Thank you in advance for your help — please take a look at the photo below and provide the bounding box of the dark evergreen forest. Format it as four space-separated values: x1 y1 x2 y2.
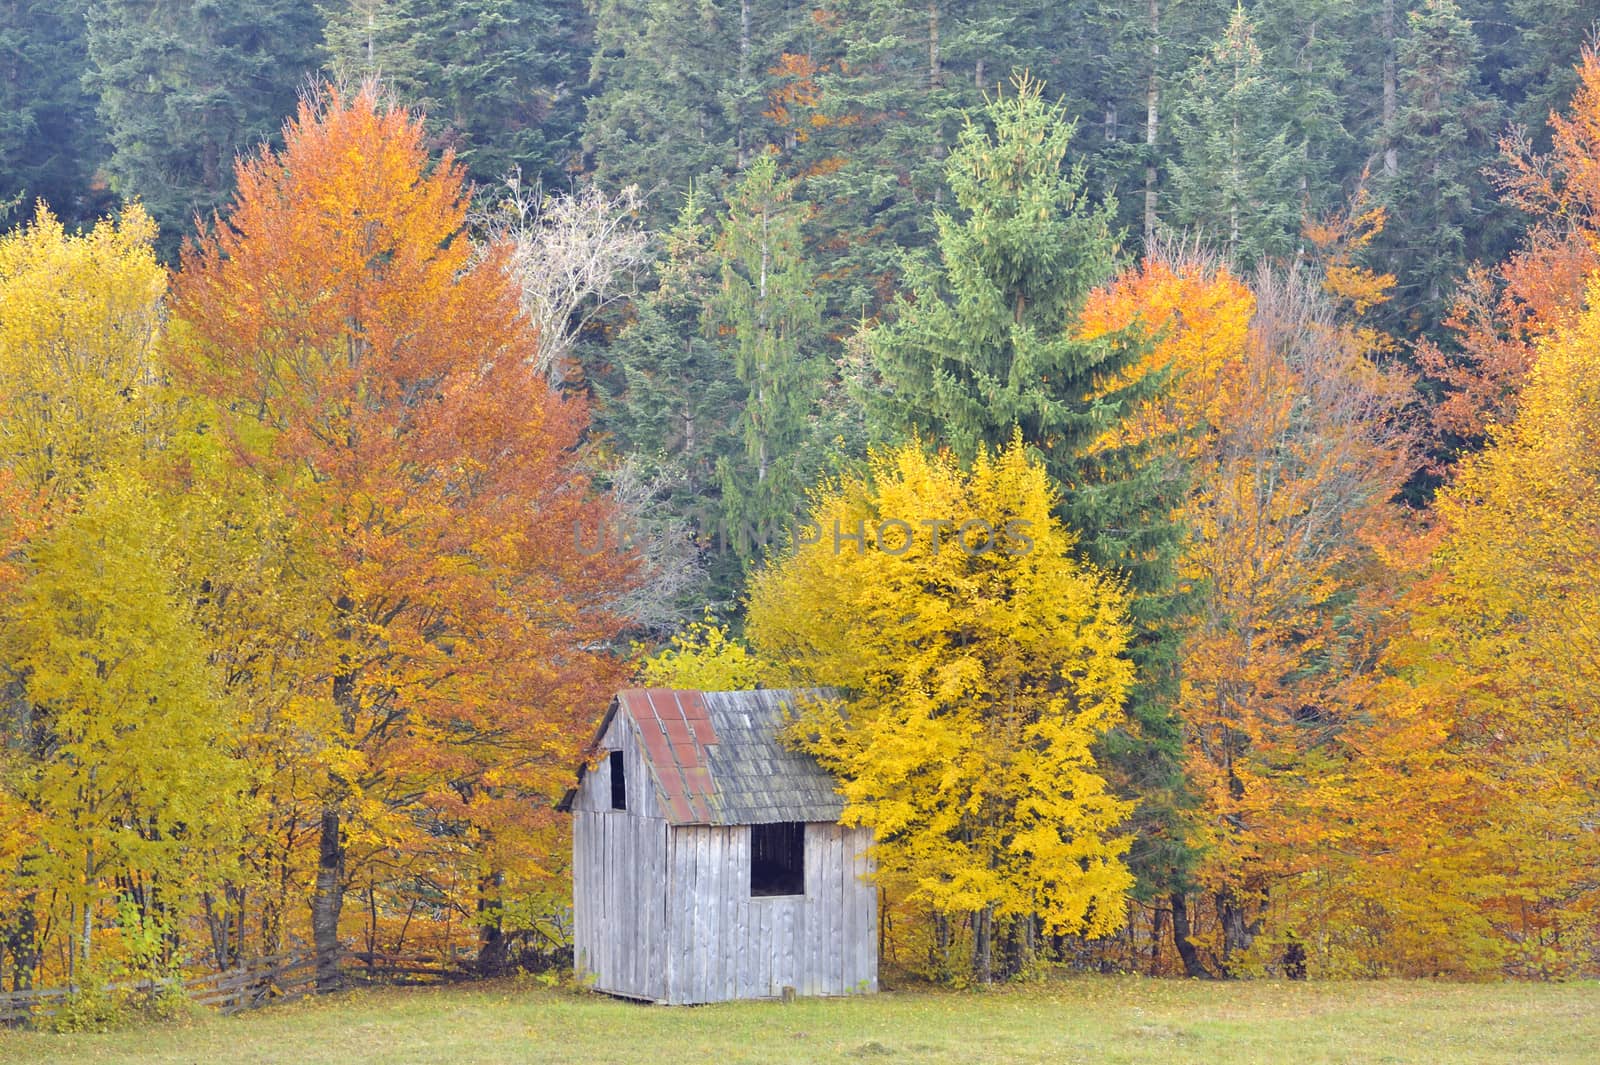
5 1 1588 328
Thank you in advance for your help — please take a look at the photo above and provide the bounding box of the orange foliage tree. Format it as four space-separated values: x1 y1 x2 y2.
1322 276 1600 979
171 84 636 981
1418 49 1600 450
1081 252 1416 975
0 468 40 954
1303 187 1399 355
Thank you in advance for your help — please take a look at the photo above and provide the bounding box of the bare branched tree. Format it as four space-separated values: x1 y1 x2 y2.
475 170 649 384
598 454 706 637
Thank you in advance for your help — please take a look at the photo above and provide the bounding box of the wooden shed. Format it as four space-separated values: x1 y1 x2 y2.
556 688 878 1004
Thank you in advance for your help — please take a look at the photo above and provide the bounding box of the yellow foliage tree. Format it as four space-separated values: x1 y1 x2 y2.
748 438 1135 984
3 471 241 982
0 206 167 497
1330 276 1600 977
0 204 238 988
158 451 332 966
637 617 768 691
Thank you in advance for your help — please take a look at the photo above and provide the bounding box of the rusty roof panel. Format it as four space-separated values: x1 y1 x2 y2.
686 714 717 746
616 688 722 825
662 715 693 745
580 687 843 827
639 723 673 766
664 790 694 824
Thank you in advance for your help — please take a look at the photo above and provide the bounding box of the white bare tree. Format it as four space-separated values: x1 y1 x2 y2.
477 175 702 631
475 169 649 384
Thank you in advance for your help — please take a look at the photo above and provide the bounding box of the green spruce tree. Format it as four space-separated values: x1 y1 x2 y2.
1081 0 1230 243
706 155 824 571
321 0 592 189
583 0 750 216
600 186 747 606
1253 0 1364 228
869 73 1136 470
1169 7 1303 266
1375 0 1502 329
795 1 1021 315
83 0 323 252
867 76 1195 941
1501 0 1592 144
0 0 111 226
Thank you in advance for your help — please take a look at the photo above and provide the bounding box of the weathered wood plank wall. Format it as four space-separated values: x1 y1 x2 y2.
571 712 667 1001
658 821 875 1004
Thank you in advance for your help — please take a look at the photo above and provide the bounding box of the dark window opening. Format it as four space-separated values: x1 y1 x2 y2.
750 822 805 897
609 750 626 810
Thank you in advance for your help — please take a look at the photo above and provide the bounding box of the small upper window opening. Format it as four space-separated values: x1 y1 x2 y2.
609 750 626 810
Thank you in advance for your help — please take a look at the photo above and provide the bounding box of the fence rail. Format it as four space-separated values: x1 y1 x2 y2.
0 948 471 1026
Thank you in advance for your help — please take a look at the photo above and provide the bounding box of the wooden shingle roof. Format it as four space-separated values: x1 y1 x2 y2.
559 688 845 826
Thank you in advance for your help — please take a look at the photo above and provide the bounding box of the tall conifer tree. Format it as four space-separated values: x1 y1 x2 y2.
321 0 591 189
583 0 746 213
601 186 747 606
706 156 823 569
1375 0 1501 327
1502 0 1593 141
795 1 1020 316
0 0 110 226
1169 7 1303 266
868 76 1194 930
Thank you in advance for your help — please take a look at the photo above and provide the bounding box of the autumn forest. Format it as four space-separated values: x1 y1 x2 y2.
0 0 1598 1001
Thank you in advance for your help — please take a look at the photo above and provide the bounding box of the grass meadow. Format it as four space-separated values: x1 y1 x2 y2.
2 975 1596 1064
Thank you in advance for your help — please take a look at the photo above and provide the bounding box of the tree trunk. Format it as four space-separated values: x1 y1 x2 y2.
737 0 752 168
1000 914 1034 980
2 900 40 991
1215 888 1256 973
1149 903 1167 975
973 905 994 984
1381 0 1398 177
1229 110 1241 253
1144 0 1161 241
264 848 287 957
1169 891 1207 977
232 885 248 968
1282 934 1308 979
202 890 228 971
477 869 509 976
80 843 94 970
928 3 941 89
312 808 345 992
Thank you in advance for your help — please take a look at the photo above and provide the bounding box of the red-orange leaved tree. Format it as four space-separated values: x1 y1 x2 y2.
173 84 635 981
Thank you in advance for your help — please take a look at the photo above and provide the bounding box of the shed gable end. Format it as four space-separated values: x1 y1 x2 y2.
569 708 660 819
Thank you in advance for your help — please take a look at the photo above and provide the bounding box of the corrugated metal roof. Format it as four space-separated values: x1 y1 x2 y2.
624 688 720 823
559 688 845 826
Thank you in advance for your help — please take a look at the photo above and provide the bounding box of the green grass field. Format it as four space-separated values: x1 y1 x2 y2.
3 976 1596 1065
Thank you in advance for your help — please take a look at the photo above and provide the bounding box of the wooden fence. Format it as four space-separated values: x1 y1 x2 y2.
0 948 470 1027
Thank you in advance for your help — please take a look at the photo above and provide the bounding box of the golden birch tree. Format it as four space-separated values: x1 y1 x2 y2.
748 438 1135 984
